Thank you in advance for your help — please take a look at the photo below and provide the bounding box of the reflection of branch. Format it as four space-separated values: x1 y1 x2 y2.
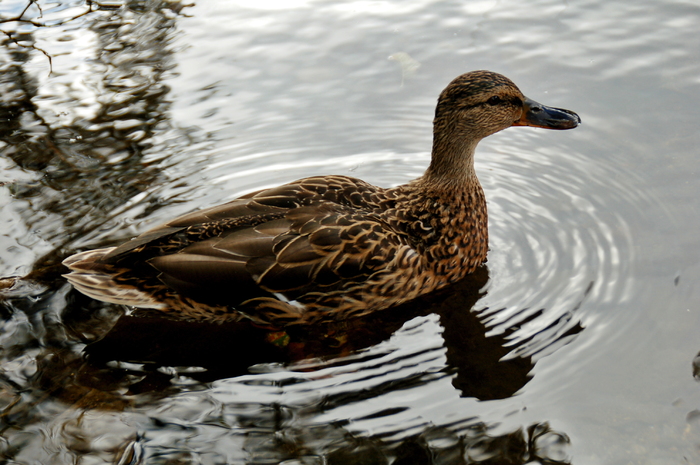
21 0 42 22
0 0 42 27
0 0 98 27
2 31 52 73
0 0 103 74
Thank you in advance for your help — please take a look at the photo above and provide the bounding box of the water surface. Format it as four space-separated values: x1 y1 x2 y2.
1 0 699 463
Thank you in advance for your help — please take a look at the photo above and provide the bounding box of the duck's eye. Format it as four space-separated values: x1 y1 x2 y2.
487 95 503 106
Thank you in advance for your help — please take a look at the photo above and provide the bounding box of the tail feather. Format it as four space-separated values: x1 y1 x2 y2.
62 248 113 270
63 248 166 309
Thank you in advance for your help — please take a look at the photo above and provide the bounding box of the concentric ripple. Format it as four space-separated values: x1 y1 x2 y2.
477 132 641 362
91 132 647 461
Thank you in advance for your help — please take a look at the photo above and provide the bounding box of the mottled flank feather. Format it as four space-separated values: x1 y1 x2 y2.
63 70 579 327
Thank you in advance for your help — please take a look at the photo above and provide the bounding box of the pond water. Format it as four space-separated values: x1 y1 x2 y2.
1 0 699 463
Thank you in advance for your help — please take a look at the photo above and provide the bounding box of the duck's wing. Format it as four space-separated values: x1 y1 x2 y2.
144 204 408 306
101 175 385 261
91 178 413 314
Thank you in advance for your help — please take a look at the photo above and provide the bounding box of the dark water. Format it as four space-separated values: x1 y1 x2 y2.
1 0 699 463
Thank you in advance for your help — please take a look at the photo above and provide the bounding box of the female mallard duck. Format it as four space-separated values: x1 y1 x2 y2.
64 70 580 326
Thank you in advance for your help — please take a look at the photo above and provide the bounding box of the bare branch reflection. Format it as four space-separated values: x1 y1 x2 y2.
1 0 197 283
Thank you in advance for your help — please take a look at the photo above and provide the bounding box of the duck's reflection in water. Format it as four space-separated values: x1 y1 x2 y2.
75 265 583 399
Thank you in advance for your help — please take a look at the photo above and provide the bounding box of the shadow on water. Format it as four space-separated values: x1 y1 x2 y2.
79 268 512 394
70 266 554 402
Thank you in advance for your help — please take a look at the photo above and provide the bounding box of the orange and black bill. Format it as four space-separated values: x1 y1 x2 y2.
513 97 581 130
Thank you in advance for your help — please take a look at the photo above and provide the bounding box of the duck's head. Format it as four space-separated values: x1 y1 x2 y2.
426 70 580 183
434 70 580 142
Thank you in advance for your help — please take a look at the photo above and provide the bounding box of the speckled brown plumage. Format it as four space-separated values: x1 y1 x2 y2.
63 70 580 326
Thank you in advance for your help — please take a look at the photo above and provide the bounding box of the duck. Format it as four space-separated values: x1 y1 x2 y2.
63 70 580 327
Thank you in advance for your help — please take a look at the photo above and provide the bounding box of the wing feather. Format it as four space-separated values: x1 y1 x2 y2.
66 176 417 321
148 254 249 285
276 235 324 264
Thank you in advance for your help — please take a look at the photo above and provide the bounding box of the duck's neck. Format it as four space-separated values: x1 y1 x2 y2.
420 131 481 191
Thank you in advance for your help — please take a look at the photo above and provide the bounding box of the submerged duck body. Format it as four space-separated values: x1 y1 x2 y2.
64 71 580 326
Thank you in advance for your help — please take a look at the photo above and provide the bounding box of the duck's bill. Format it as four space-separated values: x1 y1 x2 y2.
513 97 581 130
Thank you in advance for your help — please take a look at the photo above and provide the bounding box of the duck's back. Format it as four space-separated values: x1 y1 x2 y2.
64 175 441 325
